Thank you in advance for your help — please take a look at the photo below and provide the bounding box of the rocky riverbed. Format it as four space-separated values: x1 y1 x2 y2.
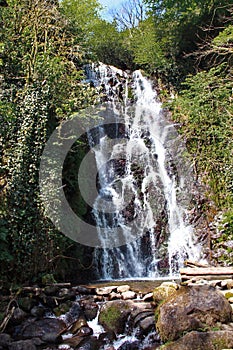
0 278 233 350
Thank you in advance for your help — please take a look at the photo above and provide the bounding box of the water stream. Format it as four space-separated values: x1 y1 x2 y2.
86 63 202 280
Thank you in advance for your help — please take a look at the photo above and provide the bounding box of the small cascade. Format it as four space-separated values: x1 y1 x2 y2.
85 63 202 280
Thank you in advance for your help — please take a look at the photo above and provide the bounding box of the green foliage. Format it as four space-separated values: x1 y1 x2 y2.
170 63 233 207
0 0 99 283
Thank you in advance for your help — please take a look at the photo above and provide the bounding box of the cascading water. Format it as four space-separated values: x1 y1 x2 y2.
85 63 202 280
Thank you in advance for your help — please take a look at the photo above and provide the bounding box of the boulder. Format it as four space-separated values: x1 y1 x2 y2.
121 291 136 300
80 300 98 320
30 305 45 318
143 293 153 302
15 318 66 339
98 300 134 334
157 285 232 342
0 333 12 347
96 286 118 296
18 297 37 313
153 282 178 304
74 336 101 349
70 316 88 334
41 332 62 344
161 330 233 350
8 340 37 350
10 308 28 325
117 285 130 293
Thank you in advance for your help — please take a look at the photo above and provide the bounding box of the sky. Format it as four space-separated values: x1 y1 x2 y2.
98 0 123 20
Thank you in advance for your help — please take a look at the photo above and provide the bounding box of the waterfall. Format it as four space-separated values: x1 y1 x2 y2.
85 63 202 280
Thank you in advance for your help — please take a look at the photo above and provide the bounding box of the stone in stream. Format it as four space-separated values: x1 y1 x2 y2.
96 286 118 296
8 339 37 350
121 291 136 300
9 308 28 325
44 285 60 296
18 297 37 313
98 300 134 334
70 316 88 334
74 335 101 349
156 285 232 342
30 305 45 318
117 285 130 293
14 317 66 340
143 292 153 301
0 333 12 347
75 326 93 337
109 292 122 300
80 300 98 320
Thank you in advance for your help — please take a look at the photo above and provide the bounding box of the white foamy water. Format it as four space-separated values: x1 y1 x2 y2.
86 64 203 279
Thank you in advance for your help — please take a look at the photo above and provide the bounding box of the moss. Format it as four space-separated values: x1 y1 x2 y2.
99 305 122 330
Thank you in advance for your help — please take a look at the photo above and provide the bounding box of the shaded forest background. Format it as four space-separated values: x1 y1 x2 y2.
0 0 232 285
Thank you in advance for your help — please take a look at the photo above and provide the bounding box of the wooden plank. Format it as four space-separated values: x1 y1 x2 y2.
180 267 233 276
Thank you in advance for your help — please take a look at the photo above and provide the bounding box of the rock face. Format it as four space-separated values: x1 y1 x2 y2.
156 285 232 342
161 330 233 350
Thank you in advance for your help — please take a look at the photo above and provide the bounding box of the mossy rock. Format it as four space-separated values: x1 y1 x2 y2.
153 282 178 304
160 330 233 350
156 285 232 342
98 300 134 334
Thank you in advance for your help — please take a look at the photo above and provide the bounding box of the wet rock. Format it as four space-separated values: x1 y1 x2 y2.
44 285 60 296
18 297 37 312
99 300 134 334
153 282 178 304
132 310 155 328
143 292 153 301
157 285 232 342
161 330 233 350
30 305 45 318
99 331 116 343
74 286 94 295
8 340 37 350
71 316 88 334
118 340 141 349
16 318 66 339
75 336 101 349
66 302 83 323
138 316 155 334
63 335 83 348
41 332 62 344
81 300 98 320
75 326 93 337
10 308 28 325
96 286 118 296
121 291 136 300
54 301 73 317
109 292 122 300
57 288 76 302
117 285 130 293
0 333 12 347
39 294 57 309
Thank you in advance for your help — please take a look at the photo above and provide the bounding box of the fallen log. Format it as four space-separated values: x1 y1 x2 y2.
184 260 209 268
180 267 233 275
180 267 233 282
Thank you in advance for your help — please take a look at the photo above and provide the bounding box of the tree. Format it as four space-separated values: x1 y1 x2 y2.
110 0 147 31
